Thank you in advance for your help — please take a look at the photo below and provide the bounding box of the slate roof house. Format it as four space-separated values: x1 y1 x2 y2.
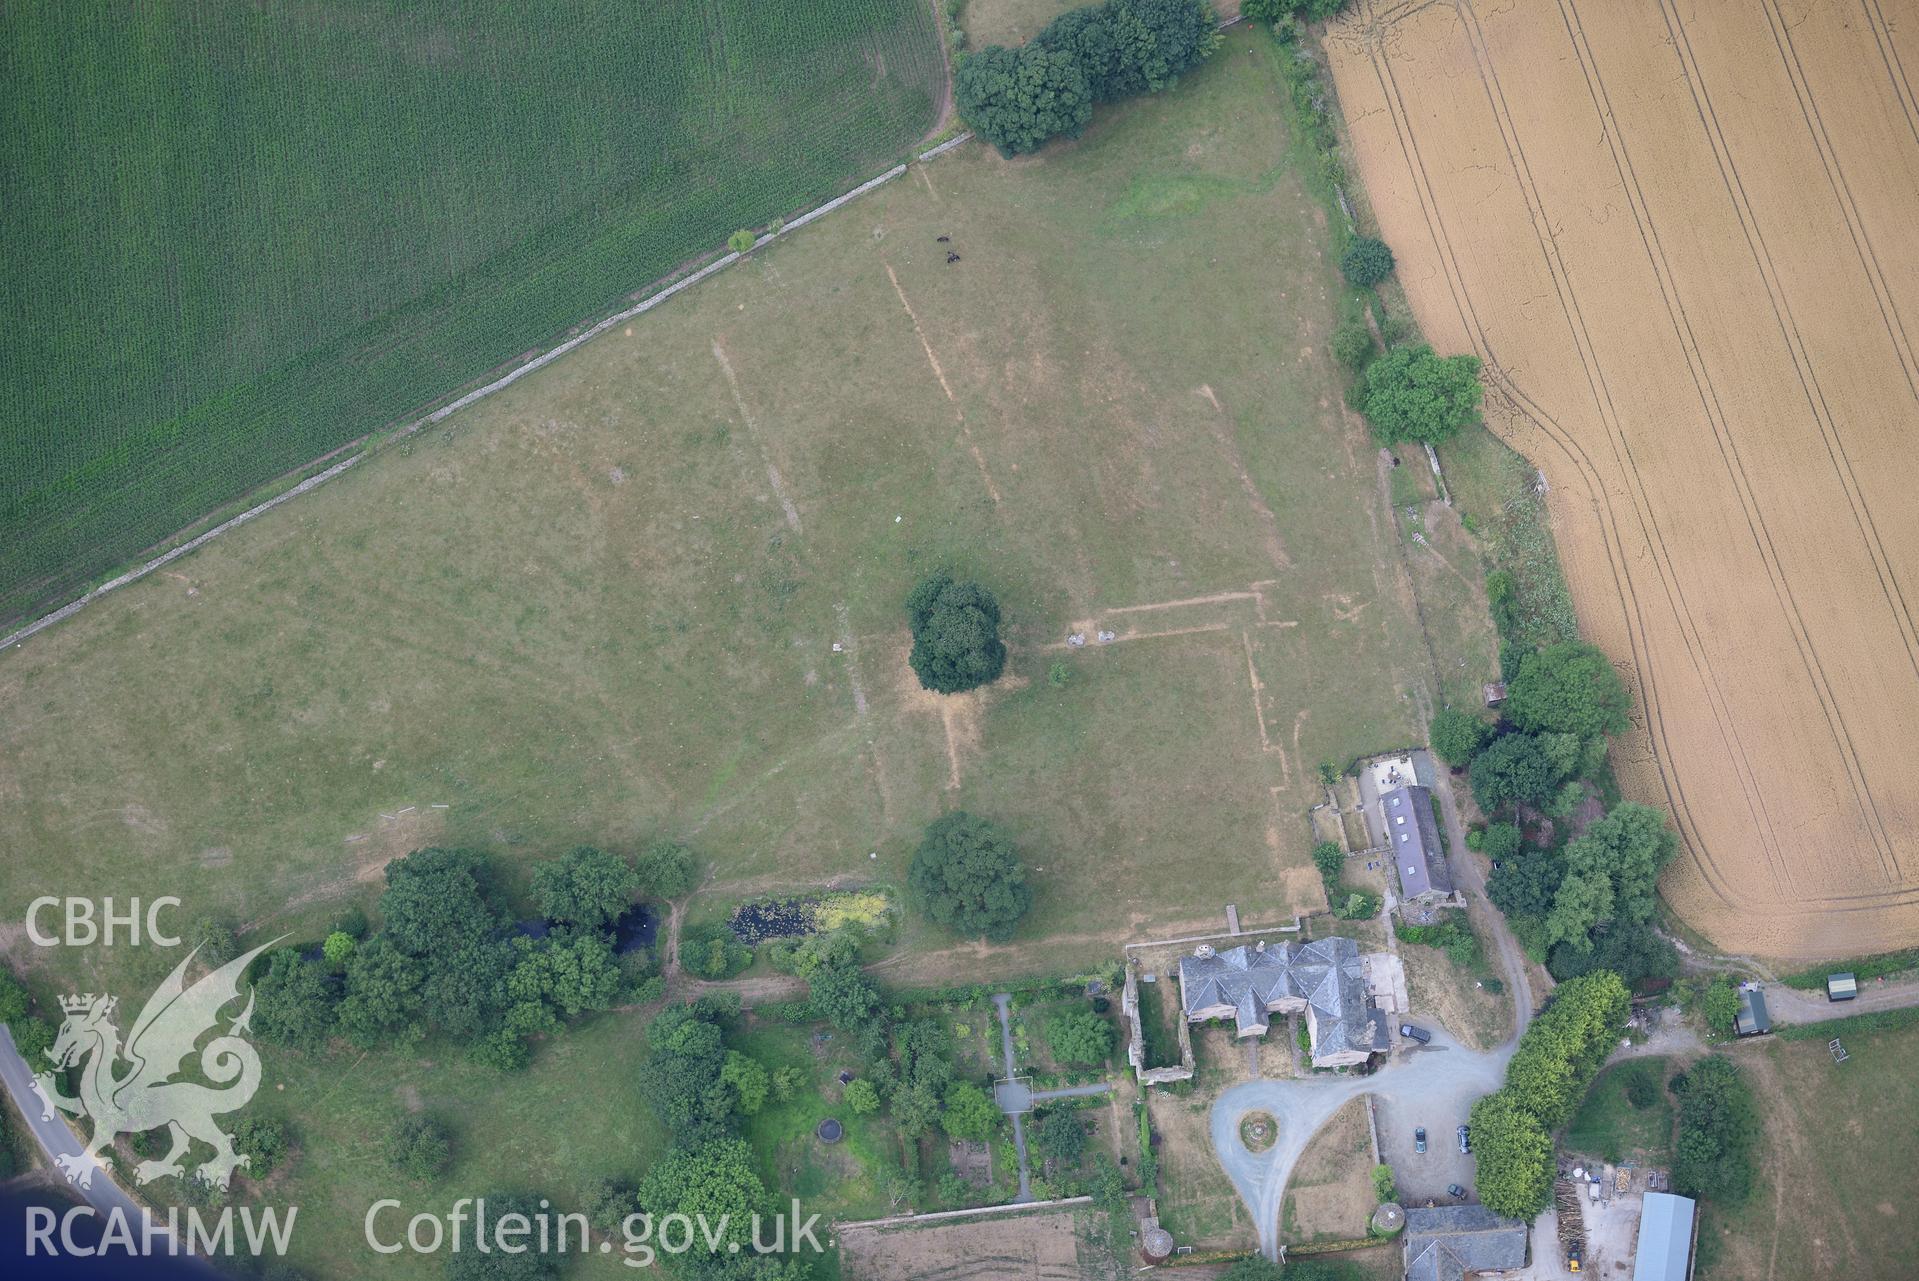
1401 1204 1528 1281
1177 936 1388 1068
1382 784 1454 904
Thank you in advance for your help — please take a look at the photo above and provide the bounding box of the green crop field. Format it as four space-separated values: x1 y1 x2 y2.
0 0 944 626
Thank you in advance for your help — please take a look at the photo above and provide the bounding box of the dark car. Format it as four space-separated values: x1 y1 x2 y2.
1414 1127 1427 1154
1458 1124 1471 1154
1399 1023 1432 1044
1447 1184 1467 1199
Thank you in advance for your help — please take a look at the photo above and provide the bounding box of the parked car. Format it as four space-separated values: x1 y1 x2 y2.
1415 1127 1427 1153
1458 1124 1471 1154
1400 1023 1432 1044
1447 1184 1467 1199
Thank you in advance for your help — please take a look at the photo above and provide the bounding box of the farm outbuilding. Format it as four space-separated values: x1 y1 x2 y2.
1735 986 1772 1037
1402 1204 1527 1280
1827 972 1857 1001
1630 1192 1696 1281
1382 784 1455 905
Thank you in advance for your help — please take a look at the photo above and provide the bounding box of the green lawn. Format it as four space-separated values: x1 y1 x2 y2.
1563 1057 1673 1166
1697 1024 1919 1281
247 1013 663 1281
1 27 1476 1276
0 0 945 624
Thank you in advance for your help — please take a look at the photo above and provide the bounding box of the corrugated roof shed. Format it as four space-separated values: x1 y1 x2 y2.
1828 973 1857 1000
1631 1192 1696 1281
1735 986 1772 1036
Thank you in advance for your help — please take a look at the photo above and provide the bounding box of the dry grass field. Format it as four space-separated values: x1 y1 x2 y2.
1327 0 1919 958
837 1206 1092 1281
1 31 1436 1011
1698 1024 1919 1281
1280 1096 1375 1246
0 33 1460 1277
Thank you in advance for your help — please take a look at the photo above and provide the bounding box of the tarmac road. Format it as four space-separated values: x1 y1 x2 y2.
0 1024 160 1234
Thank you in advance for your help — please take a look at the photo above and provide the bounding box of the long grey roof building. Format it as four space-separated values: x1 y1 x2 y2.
1383 784 1454 902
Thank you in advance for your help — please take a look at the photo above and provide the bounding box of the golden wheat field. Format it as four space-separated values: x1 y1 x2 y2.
1327 0 1919 958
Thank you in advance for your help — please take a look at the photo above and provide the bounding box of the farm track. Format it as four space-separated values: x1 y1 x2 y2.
1328 0 1919 955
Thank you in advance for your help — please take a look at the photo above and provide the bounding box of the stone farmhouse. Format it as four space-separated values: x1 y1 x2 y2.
1177 936 1388 1068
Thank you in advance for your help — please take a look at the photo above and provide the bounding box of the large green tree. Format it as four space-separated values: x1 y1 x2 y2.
1340 236 1395 287
334 936 426 1048
1358 344 1483 445
636 839 700 899
805 955 883 1030
252 949 337 1049
446 1191 564 1281
643 1003 734 1142
1543 803 1678 954
1430 707 1492 766
1468 1090 1554 1219
905 572 1008 695
1044 1009 1114 1064
1672 1056 1759 1203
1549 921 1676 986
530 845 638 929
637 1138 768 1254
1469 733 1568 812
1504 642 1631 739
380 847 499 956
1130 0 1220 81
1035 3 1157 101
954 44 1093 157
908 812 1034 941
1030 1107 1087 1168
941 1082 1000 1142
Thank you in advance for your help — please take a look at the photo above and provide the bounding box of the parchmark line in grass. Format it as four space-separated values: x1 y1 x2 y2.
712 340 802 533
833 603 869 716
940 701 964 791
1037 622 1238 651
1242 628 1278 757
881 261 1002 505
1104 590 1259 615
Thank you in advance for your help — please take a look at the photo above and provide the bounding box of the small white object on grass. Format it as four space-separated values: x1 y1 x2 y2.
832 642 843 653
869 852 878 860
894 515 902 523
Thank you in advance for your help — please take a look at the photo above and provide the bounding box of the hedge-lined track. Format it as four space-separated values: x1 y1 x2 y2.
0 0 943 623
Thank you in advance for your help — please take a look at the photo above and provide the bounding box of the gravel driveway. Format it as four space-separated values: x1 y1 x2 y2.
1209 1024 1510 1258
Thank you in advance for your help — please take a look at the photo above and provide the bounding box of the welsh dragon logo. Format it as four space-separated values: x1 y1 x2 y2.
32 940 279 1190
